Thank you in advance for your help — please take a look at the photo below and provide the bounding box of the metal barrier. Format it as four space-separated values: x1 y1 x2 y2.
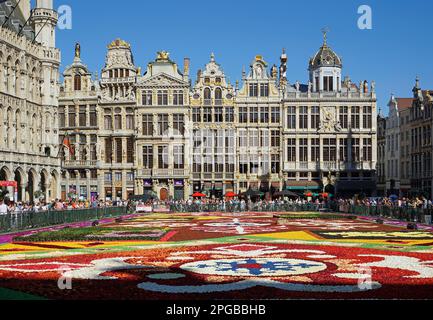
340 205 431 223
0 206 127 234
168 203 323 213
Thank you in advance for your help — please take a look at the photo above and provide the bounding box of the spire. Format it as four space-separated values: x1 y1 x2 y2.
321 27 329 46
210 52 215 63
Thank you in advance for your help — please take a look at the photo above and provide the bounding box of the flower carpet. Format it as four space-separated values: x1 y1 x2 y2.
1 211 433 300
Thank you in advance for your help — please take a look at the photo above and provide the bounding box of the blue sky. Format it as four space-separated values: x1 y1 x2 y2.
53 0 433 114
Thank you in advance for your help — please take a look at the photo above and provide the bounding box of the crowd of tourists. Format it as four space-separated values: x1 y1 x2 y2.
0 198 128 215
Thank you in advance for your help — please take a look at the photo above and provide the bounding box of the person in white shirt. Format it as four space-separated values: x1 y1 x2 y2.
0 201 8 215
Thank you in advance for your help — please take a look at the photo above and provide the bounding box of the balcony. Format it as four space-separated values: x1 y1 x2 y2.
138 169 190 178
63 160 98 168
100 77 136 84
204 99 212 106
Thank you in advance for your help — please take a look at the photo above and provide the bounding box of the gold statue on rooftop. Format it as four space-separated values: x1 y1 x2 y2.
156 51 170 61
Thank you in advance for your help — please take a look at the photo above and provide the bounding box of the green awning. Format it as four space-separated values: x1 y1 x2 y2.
286 186 321 191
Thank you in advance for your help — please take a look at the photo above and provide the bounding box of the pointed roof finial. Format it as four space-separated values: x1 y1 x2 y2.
415 75 420 89
321 27 329 46
210 52 215 62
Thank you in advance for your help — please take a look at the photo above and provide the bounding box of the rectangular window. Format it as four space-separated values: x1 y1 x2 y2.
323 76 334 92
351 106 360 129
287 106 296 129
287 138 296 162
363 106 372 129
142 91 153 106
271 107 280 123
115 138 122 163
260 106 269 123
363 138 372 161
250 107 259 123
226 155 235 173
193 108 201 122
59 106 65 127
261 130 269 148
68 106 76 127
104 115 112 130
215 107 223 122
249 130 259 147
173 114 185 135
142 146 153 169
311 106 320 129
157 90 168 105
126 114 134 130
239 155 248 174
142 115 153 136
339 106 348 129
271 130 280 148
225 107 234 122
239 130 247 147
89 106 97 126
323 138 337 162
351 138 360 161
271 154 280 174
105 138 112 163
173 90 184 106
299 138 308 162
260 84 269 97
79 106 86 127
239 107 248 123
249 83 258 97
158 114 169 135
158 146 169 169
250 154 259 174
126 137 134 163
299 106 308 129
203 107 212 123
173 145 184 169
114 114 122 130
339 138 348 162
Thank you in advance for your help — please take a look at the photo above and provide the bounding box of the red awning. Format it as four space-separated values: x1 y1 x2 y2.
225 192 238 198
192 192 207 198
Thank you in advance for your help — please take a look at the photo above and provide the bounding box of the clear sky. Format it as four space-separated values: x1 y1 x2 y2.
53 0 433 114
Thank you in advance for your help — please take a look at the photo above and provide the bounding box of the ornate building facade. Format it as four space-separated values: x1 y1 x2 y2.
0 0 61 202
236 55 283 195
191 54 236 197
58 35 378 201
135 51 191 201
282 38 377 196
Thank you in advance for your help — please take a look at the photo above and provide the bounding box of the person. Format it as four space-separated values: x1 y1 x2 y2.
0 200 8 215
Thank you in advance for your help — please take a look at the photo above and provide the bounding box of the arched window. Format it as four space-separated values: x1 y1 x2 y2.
74 74 81 91
215 88 222 105
204 88 211 105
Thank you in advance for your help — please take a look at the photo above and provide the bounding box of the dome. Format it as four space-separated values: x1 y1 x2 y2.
309 41 342 70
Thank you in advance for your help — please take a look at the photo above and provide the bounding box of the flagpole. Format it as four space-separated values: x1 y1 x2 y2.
1 0 23 28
